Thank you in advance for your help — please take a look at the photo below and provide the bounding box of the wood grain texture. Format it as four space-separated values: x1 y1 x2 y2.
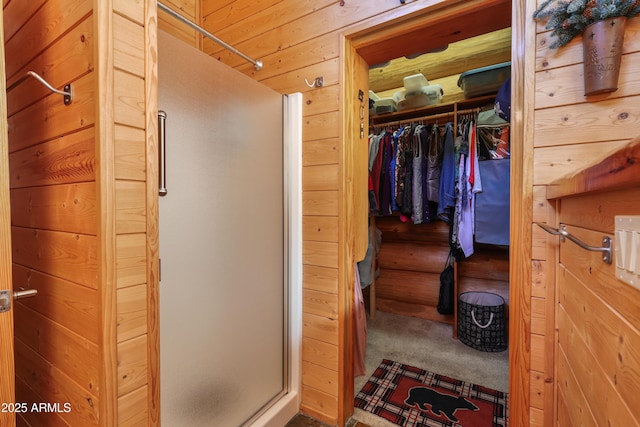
302 312 339 345
114 70 145 129
115 181 146 234
96 1 118 425
13 265 99 344
559 187 640 233
144 0 160 423
4 0 92 79
303 191 339 217
303 289 339 319
533 140 629 186
114 125 146 181
14 303 99 393
559 267 640 420
303 86 340 118
114 0 144 24
303 164 340 191
534 96 640 148
117 335 148 396
303 265 339 294
375 298 454 325
378 242 449 273
116 284 147 343
302 337 339 371
300 384 338 426
0 7 15 424
114 13 145 77
11 227 98 288
116 234 147 289
303 241 339 269
14 338 98 426
560 225 640 329
302 360 339 396
10 183 97 235
117 386 148 426
303 137 339 167
369 28 512 93
9 127 96 187
376 269 441 306
546 137 640 200
6 16 93 117
7 73 96 153
557 305 638 426
509 0 534 424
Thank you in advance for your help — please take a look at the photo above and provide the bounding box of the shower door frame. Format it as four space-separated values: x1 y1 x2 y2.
147 31 302 427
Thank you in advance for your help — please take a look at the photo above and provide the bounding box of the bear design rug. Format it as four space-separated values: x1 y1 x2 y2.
355 359 508 427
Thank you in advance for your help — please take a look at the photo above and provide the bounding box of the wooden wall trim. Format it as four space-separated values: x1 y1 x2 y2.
546 137 640 200
96 0 118 425
0 6 16 426
508 0 535 425
144 0 160 424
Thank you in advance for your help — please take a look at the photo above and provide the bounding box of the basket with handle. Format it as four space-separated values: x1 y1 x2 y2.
458 291 507 352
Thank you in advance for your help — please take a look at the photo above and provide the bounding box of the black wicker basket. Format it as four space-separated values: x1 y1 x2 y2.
458 291 507 352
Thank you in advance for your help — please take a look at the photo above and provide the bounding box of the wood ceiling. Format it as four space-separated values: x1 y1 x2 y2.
361 0 512 96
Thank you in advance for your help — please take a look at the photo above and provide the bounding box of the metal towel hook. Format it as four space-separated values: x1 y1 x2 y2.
8 71 73 105
535 222 612 264
304 76 324 88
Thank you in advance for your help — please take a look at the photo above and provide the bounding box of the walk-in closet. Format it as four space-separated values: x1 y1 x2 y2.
352 3 512 425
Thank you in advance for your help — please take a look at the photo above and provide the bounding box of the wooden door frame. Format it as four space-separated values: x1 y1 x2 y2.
338 0 533 424
0 6 16 426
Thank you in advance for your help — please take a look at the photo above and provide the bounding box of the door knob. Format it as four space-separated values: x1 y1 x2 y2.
0 288 38 313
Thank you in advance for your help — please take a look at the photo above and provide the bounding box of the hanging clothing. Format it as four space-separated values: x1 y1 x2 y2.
353 263 367 377
378 133 393 215
438 123 456 222
370 133 386 212
412 125 425 224
401 125 414 217
458 122 482 258
426 124 442 204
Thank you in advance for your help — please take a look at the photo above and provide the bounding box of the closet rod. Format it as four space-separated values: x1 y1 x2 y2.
157 2 263 71
374 107 480 129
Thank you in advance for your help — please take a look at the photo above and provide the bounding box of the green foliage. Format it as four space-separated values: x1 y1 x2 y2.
534 0 640 48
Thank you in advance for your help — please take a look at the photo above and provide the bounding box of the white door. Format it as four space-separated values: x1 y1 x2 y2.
158 31 291 426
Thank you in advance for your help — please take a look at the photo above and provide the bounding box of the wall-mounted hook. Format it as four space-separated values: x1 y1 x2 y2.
305 76 324 88
8 71 73 105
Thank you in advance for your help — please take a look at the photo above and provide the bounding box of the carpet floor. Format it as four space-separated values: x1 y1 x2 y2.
350 311 509 427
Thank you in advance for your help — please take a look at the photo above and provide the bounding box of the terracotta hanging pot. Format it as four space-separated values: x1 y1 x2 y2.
582 17 627 96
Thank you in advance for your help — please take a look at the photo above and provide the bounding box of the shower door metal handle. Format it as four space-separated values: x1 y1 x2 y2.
158 110 168 196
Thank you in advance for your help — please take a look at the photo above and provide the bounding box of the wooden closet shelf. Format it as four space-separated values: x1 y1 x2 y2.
369 94 496 126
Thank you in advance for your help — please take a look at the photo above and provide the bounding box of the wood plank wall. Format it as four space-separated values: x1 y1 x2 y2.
158 0 201 48
5 1 101 424
373 218 454 323
112 0 155 424
196 1 507 424
198 2 457 424
532 10 640 427
4 0 157 425
555 188 640 427
197 1 516 424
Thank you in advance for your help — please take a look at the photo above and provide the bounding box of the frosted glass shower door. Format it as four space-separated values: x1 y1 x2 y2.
158 31 286 426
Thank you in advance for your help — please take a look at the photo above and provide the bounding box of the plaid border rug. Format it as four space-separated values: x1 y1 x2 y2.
355 359 508 427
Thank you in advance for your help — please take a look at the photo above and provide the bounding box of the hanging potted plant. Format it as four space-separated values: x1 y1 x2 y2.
534 0 640 95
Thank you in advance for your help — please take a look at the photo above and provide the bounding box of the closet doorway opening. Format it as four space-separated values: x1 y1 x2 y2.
341 0 526 424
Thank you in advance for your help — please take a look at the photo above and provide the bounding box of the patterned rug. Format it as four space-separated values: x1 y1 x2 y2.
355 359 508 427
